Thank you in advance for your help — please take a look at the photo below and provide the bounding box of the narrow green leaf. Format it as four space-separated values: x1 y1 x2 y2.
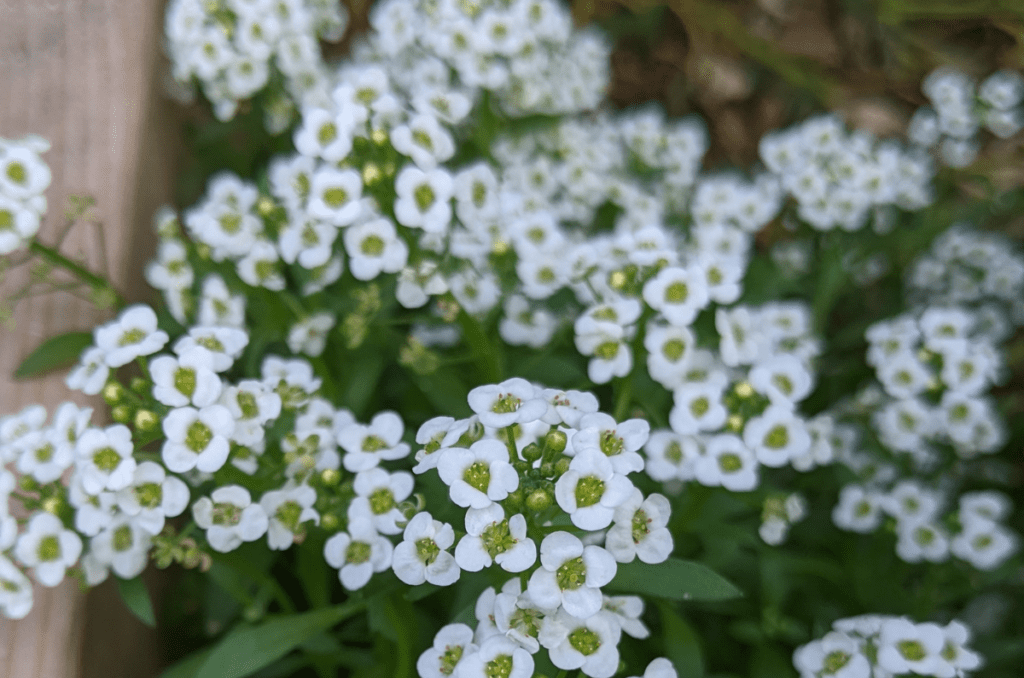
194 603 363 678
14 331 92 379
116 576 156 627
608 558 742 602
161 648 212 678
658 602 704 678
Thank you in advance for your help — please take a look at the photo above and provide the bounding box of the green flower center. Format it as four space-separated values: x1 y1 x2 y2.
136 482 163 509
941 642 958 662
361 235 385 256
37 535 61 562
237 391 259 420
174 367 197 398
34 444 54 463
665 441 683 463
595 341 620 360
509 607 543 639
93 446 122 472
568 627 601 656
301 224 320 247
472 181 487 207
323 187 348 208
219 213 241 234
823 650 851 674
718 453 742 473
113 525 134 552
575 476 605 508
690 397 710 417
772 374 794 395
484 654 513 678
254 260 276 281
538 267 555 283
412 130 434 151
556 556 587 591
491 393 521 414
369 488 395 515
0 209 13 230
914 526 935 546
463 461 491 494
416 537 440 565
362 435 388 452
212 501 243 526
414 184 436 211
439 645 464 675
631 508 651 543
346 540 372 564
275 500 303 532
662 339 686 362
599 430 623 457
482 519 518 558
186 421 214 453
949 404 969 421
293 173 310 198
854 501 872 517
764 425 789 449
1 578 21 593
591 307 618 321
356 87 377 104
119 328 146 346
665 281 689 303
6 161 27 185
318 122 337 145
898 640 926 662
973 534 993 550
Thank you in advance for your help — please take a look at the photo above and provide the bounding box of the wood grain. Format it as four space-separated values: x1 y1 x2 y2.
0 1 179 676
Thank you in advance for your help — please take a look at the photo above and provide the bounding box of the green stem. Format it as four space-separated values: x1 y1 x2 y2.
28 240 125 308
612 374 633 421
504 425 519 463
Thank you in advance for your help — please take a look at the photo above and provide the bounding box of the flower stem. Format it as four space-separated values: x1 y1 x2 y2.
28 240 125 309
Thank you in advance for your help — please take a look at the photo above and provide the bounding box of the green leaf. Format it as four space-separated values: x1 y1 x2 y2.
193 603 363 678
14 331 92 378
658 602 704 678
607 558 742 602
116 576 156 627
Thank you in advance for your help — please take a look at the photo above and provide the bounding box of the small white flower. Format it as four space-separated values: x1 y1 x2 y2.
877 618 946 676
437 439 519 509
643 266 709 327
555 449 635 531
393 165 453 233
749 355 814 406
392 511 460 586
540 389 600 429
173 326 249 372
792 631 870 678
669 382 727 435
604 489 673 564
460 635 534 678
391 113 455 169
75 424 136 495
150 347 223 407
416 623 477 678
287 312 336 357
338 410 411 472
115 461 190 535
454 503 536 573
527 532 617 619
66 347 110 395
93 305 169 368
938 620 982 674
15 429 73 484
694 434 758 491
643 430 699 482
161 405 235 474
413 416 476 474
294 107 355 162
832 485 884 533
192 485 269 553
0 555 33 619
347 467 414 535
198 275 246 327
307 166 363 226
895 519 950 563
468 378 547 429
546 609 622 678
571 413 648 475
950 517 1017 570
89 515 152 579
323 523 393 590
260 485 319 550
343 217 409 280
743 406 811 468
14 512 82 587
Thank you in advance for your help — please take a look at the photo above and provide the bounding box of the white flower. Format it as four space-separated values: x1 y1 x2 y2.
500 296 558 349
627 658 677 678
416 623 477 678
571 413 648 474
468 378 547 429
393 165 453 232
347 467 414 535
15 429 73 484
877 618 946 676
642 266 709 327
643 430 699 482
792 631 870 678
343 217 409 280
338 410 411 472
66 346 110 395
0 143 51 199
540 389 600 429
89 516 152 579
832 485 884 533
413 416 476 474
161 405 235 474
198 275 246 327
450 268 501 316
604 489 673 564
294 107 355 162
950 518 1017 570
938 621 982 674
644 323 696 389
93 305 169 367
115 461 190 535
150 346 223 407
545 609 622 678
391 113 455 169
876 350 933 400
693 434 758 491
743 406 811 468
392 512 459 586
555 449 634 531
260 485 319 550
307 166 363 226
0 555 33 619
0 195 41 254
75 424 137 495
749 355 814 406
574 318 632 384
396 260 448 308
287 312 336 357
895 520 949 564
669 382 727 435
262 355 322 408
437 439 520 509
527 532 617 619
460 635 534 678
14 512 82 587
192 485 269 553
454 503 536 573
323 523 393 590
173 326 249 372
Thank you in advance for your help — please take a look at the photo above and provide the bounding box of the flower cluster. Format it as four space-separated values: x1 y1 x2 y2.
0 135 51 256
793 615 982 678
908 67 1024 168
165 0 348 127
759 114 934 232
758 492 806 545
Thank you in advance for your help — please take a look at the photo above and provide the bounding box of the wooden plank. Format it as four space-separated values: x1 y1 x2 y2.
0 1 179 676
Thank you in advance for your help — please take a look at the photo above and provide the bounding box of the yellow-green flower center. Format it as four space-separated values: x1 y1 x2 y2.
556 556 586 591
764 425 789 449
631 508 650 543
662 339 686 362
484 654 513 678
174 367 197 398
416 537 440 565
665 281 689 303
6 161 27 185
346 540 372 564
897 640 926 662
37 535 61 562
136 482 163 509
113 525 134 552
323 187 349 208
369 487 395 515
575 475 605 508
318 122 337 145
414 184 436 211
718 452 742 473
186 421 214 453
119 328 146 347
93 446 122 472
568 627 601 656
463 461 491 494
361 234 385 256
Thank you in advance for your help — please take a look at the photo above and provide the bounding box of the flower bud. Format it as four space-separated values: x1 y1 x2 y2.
554 456 571 476
526 488 553 512
320 513 340 532
320 469 341 486
130 376 150 393
135 409 159 432
504 488 525 513
112 405 133 424
103 381 126 405
544 430 567 454
521 442 543 463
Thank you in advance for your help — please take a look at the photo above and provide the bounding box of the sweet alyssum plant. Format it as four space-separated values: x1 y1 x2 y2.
2 0 1022 676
